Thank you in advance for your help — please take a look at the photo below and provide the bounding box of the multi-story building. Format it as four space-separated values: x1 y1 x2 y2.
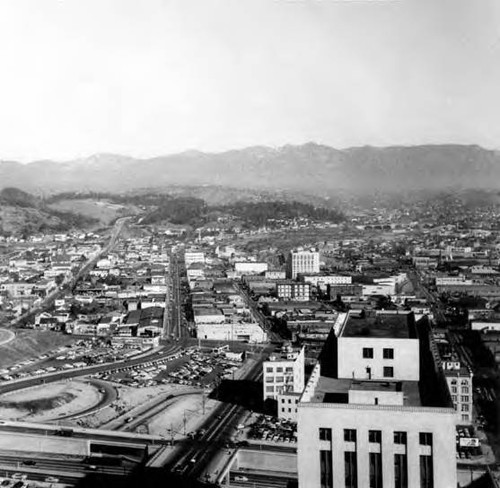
276 281 311 302
184 251 205 267
288 249 320 280
435 332 474 424
263 343 305 402
297 311 457 488
301 274 352 290
444 365 473 424
234 261 268 275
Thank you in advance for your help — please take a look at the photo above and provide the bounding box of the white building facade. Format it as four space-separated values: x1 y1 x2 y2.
289 250 320 280
263 344 305 402
297 311 457 488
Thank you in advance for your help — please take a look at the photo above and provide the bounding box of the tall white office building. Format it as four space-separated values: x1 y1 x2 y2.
297 311 457 488
289 249 320 280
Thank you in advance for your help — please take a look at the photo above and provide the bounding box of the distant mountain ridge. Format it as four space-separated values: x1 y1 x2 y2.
1 143 499 194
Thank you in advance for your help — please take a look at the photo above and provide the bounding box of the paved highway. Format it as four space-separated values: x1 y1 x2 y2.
0 451 139 482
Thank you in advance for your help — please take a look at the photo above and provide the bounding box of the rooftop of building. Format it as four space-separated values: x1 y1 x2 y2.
302 317 453 409
308 377 421 406
265 343 303 362
340 311 417 340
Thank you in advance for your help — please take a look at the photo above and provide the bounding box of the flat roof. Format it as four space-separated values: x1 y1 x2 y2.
308 377 421 406
341 312 417 339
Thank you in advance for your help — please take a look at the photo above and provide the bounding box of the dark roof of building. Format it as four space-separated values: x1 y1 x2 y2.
341 311 417 339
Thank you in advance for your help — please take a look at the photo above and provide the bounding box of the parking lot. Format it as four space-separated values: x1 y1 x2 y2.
247 414 297 444
456 425 481 460
0 340 143 383
94 349 244 391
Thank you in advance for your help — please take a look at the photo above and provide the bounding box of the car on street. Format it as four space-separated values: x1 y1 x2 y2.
10 475 26 481
234 476 249 482
45 477 59 483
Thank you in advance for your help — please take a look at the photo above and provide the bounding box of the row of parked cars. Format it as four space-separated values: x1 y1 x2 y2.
0 341 143 383
247 414 297 444
0 474 60 488
94 349 243 390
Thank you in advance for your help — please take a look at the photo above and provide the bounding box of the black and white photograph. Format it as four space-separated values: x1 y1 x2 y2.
0 0 499 487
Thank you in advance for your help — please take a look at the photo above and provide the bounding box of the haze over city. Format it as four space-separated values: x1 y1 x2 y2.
0 0 499 162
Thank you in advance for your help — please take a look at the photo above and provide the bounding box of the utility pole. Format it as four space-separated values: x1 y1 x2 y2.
183 411 187 435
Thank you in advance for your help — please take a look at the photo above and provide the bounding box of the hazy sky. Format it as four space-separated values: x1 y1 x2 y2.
0 0 499 161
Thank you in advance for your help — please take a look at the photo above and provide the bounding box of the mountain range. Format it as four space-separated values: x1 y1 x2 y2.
1 143 500 195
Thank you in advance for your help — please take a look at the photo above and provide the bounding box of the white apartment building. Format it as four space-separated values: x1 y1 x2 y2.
297 311 457 488
301 274 352 291
276 281 311 302
263 344 305 402
288 249 320 280
184 251 205 267
196 321 267 343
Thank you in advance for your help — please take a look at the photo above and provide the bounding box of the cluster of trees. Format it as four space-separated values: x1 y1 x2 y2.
140 197 206 225
44 190 345 228
215 201 344 228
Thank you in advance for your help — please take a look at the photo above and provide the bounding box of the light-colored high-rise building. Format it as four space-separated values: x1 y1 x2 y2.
289 249 320 279
297 311 457 488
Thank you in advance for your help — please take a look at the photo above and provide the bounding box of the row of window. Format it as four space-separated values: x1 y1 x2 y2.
451 386 470 394
319 428 432 446
280 398 299 404
265 376 294 383
265 366 294 373
363 347 394 359
450 395 470 402
320 449 433 488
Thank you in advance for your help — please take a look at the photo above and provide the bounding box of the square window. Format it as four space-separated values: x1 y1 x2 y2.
394 431 407 444
266 367 273 373
369 430 381 443
344 429 356 442
363 348 374 359
319 428 332 441
419 432 432 446
383 348 394 359
276 367 283 373
383 366 394 378
265 386 274 392
461 404 469 412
